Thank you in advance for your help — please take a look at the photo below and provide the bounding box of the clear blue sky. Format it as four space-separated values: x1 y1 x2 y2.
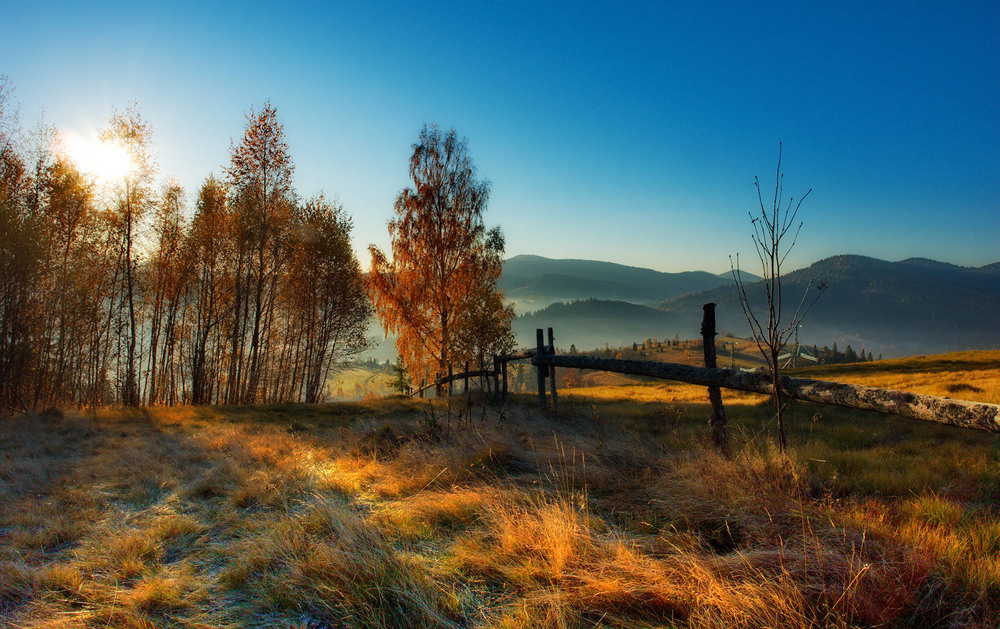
3 1 997 273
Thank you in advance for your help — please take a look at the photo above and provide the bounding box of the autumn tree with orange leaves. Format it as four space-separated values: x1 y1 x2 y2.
368 125 513 392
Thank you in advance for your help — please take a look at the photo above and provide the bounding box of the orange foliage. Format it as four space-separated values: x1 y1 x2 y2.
368 125 513 385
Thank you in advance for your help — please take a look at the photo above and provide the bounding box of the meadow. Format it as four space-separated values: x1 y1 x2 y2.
1 352 998 628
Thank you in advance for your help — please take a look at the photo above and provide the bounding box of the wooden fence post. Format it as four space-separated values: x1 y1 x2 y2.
536 328 547 408
701 303 729 454
464 360 472 409
502 360 509 401
492 355 500 401
548 327 558 410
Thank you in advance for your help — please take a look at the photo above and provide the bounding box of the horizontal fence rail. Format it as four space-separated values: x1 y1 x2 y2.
497 348 538 361
404 309 999 436
409 345 542 399
531 353 1000 433
410 370 496 397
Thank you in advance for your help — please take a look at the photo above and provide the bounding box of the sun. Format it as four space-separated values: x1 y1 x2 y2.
63 131 132 184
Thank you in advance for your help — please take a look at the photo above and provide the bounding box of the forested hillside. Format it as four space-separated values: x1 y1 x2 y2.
514 299 675 351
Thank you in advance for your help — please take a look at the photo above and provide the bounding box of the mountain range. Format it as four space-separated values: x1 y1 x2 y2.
507 254 1000 357
501 255 755 313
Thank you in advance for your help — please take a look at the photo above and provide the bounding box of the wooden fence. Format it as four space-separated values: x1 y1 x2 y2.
411 305 1000 434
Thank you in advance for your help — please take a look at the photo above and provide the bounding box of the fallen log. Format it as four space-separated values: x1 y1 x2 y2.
531 354 1000 433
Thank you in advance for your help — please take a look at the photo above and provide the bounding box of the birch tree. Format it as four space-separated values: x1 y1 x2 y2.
368 125 511 391
101 104 157 406
286 196 370 403
0 78 41 411
225 102 294 403
186 175 229 405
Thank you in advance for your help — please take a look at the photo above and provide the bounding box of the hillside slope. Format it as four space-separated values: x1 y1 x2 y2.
514 299 674 351
502 255 746 311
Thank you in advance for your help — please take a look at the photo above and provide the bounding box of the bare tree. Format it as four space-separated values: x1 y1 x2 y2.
731 144 826 451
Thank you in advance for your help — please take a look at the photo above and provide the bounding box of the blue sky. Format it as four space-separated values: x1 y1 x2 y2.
2 1 997 273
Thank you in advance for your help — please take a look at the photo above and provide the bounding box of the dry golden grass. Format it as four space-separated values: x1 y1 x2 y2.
564 381 769 407
329 366 396 400
1 352 998 627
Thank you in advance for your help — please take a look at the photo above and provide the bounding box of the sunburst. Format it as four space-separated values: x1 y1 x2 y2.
63 131 131 185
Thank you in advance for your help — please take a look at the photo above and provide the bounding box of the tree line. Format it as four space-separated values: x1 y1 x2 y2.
0 85 374 410
812 343 876 365
0 79 514 412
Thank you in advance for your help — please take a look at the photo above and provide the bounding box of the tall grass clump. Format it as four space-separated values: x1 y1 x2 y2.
220 496 460 628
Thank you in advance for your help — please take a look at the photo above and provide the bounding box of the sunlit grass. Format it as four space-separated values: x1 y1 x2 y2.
564 381 768 406
2 353 998 627
788 350 1000 404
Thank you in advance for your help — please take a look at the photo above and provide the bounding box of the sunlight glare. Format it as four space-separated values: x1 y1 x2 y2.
64 132 131 184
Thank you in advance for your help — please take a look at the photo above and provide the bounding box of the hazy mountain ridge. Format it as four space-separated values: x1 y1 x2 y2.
976 261 1000 276
511 254 1000 357
502 254 754 311
514 300 673 351
663 255 1000 356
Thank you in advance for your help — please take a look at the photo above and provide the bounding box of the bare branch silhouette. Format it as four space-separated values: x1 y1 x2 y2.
731 144 826 451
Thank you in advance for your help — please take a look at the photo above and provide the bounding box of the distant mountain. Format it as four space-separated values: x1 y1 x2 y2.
513 255 1000 357
514 300 674 351
977 261 1000 276
655 255 1000 357
502 255 754 312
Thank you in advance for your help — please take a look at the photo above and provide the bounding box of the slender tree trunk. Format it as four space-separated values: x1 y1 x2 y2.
124 201 140 407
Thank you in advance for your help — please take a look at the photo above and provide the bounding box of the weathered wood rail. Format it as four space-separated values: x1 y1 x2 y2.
530 353 1000 433
409 308 1000 435
410 370 495 397
409 348 540 398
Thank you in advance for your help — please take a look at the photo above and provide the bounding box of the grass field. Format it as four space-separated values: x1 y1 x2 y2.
328 367 396 400
1 352 998 628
